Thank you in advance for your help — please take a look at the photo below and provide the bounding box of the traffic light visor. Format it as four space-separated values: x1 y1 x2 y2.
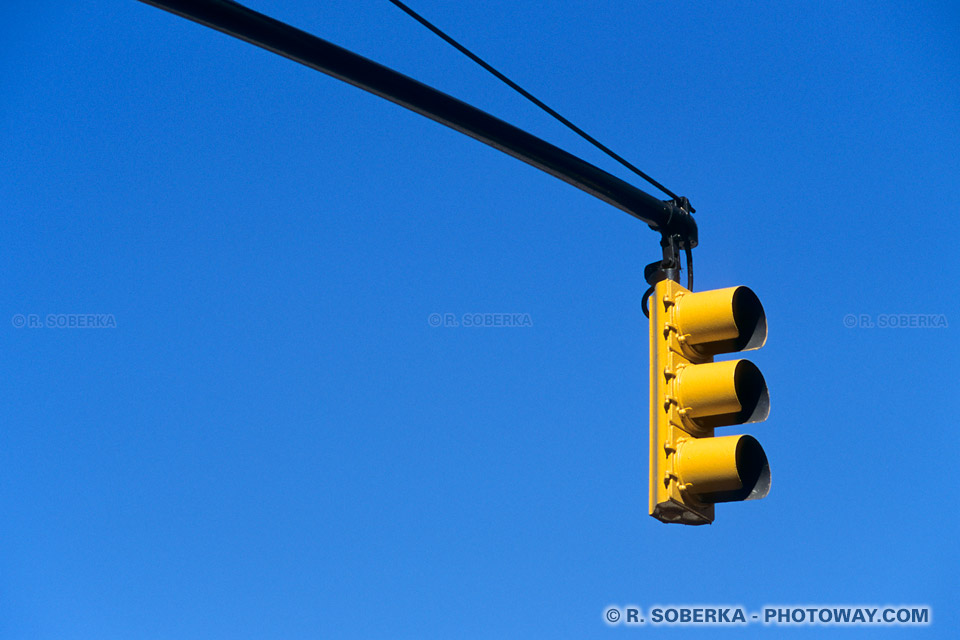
676 434 771 503
674 286 767 356
676 359 770 429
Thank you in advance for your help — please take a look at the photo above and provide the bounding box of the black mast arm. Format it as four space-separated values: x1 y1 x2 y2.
136 0 697 247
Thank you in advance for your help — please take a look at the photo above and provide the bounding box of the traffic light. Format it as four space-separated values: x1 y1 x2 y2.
648 279 771 525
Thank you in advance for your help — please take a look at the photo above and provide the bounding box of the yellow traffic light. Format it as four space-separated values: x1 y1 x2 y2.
649 279 771 525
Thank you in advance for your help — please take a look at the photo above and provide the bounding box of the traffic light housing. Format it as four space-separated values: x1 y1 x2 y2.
648 279 771 525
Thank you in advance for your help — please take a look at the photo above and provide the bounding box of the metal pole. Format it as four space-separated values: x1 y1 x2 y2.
136 0 697 246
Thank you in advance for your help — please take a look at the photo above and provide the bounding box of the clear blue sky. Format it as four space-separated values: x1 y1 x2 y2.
2 1 958 638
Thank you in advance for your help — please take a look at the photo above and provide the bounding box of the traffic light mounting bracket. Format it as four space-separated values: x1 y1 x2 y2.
644 234 683 287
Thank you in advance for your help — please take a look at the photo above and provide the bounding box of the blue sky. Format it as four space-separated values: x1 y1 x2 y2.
2 1 958 638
